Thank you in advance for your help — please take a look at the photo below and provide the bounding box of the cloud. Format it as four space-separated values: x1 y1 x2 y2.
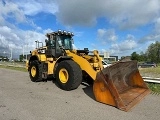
2 0 160 30
138 17 160 44
0 0 56 58
0 26 20 42
72 44 77 49
111 40 137 51
14 0 58 16
155 17 160 32
56 0 99 26
56 0 160 29
109 0 160 29
3 0 159 30
109 34 137 55
140 34 160 43
0 0 57 30
43 28 54 34
1 0 160 59
0 25 47 58
0 35 9 49
97 28 117 45
0 1 26 23
0 0 59 59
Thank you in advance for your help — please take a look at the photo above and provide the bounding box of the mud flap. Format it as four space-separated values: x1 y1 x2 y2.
93 60 151 111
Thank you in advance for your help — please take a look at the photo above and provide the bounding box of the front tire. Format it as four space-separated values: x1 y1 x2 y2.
55 60 82 91
29 60 42 82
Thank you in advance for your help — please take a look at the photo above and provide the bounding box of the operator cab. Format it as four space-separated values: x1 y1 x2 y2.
58 35 73 50
45 30 74 58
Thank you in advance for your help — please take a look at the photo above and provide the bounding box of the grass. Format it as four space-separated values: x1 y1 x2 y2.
139 66 160 94
147 83 160 95
0 65 27 72
139 66 160 78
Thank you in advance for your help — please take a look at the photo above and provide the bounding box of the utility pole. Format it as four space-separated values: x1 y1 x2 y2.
10 48 12 61
25 32 29 61
26 43 28 60
23 46 24 62
159 49 160 62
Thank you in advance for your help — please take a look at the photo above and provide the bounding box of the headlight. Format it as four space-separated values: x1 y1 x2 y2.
71 32 74 36
41 49 45 53
68 32 71 35
63 30 67 34
58 29 62 33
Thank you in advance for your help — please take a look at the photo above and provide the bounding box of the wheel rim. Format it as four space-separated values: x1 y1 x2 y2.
59 68 69 83
31 66 36 77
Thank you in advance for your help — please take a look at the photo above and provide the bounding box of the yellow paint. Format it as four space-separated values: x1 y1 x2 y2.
81 55 93 61
47 58 54 61
29 49 55 75
93 50 103 70
93 80 116 106
38 54 46 61
93 63 99 67
31 66 36 77
59 68 69 83
28 48 103 82
31 50 38 56
47 61 56 74
31 49 47 62
65 50 98 80
26 60 29 70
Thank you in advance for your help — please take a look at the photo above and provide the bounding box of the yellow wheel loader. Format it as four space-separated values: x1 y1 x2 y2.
26 30 150 111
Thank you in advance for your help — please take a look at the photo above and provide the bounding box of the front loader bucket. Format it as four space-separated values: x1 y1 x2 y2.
93 60 150 111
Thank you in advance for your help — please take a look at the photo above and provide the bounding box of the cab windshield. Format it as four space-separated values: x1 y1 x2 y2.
58 35 73 50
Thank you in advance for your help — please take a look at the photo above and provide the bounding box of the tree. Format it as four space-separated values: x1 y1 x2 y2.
131 52 139 61
146 41 160 63
19 54 25 62
139 52 147 62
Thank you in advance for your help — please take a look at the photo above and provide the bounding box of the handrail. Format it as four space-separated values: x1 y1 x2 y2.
143 77 160 84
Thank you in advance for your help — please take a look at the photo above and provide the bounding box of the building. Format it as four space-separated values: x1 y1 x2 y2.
0 56 9 62
99 52 118 62
89 51 118 63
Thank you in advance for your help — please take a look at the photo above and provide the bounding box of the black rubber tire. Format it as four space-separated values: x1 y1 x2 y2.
29 60 42 82
55 60 82 91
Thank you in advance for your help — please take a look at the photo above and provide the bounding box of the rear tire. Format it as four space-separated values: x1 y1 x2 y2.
55 60 82 91
29 60 42 82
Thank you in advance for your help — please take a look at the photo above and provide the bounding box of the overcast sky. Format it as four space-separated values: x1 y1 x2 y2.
0 0 160 59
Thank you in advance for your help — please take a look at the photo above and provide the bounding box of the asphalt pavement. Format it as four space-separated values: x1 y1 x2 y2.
0 68 160 120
